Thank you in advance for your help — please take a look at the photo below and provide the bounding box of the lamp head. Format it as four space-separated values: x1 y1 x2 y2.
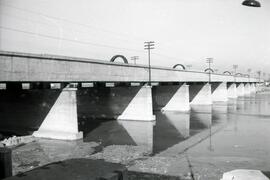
242 0 261 7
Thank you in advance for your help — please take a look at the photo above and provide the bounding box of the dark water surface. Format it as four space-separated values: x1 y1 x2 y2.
1 89 270 161
84 92 270 158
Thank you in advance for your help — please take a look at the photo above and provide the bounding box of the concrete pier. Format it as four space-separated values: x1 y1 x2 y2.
212 82 228 102
161 84 190 112
227 83 237 98
190 83 212 105
250 83 256 93
117 85 155 121
244 83 251 95
236 83 245 97
33 87 83 140
255 83 264 93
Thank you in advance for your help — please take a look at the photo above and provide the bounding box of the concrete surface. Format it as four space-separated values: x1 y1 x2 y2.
244 83 251 96
237 83 245 97
250 83 256 93
212 82 228 102
33 87 83 140
0 51 259 83
221 169 269 180
161 84 190 112
190 83 212 105
227 83 237 98
117 86 155 121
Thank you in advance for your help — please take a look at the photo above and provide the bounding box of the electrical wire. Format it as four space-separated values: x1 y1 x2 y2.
0 2 146 42
0 25 144 53
0 2 199 64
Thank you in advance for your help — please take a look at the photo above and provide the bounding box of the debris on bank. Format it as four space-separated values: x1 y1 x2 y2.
12 139 99 175
90 145 150 165
128 155 202 180
0 135 35 147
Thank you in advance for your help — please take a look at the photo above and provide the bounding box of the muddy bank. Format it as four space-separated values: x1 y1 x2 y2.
90 145 150 165
11 138 99 175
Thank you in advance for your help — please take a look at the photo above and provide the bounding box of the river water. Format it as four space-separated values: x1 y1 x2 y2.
85 91 270 176
3 90 270 178
85 92 270 152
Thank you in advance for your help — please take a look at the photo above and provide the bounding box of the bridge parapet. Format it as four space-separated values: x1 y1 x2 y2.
0 51 261 83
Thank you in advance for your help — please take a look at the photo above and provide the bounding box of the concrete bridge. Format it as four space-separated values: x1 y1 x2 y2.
0 51 263 145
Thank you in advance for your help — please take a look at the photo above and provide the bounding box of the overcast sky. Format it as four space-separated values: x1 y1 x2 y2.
0 0 270 76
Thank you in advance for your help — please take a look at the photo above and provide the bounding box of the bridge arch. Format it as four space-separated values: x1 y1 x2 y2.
204 68 214 73
235 73 243 76
110 55 128 64
223 71 232 75
173 64 186 70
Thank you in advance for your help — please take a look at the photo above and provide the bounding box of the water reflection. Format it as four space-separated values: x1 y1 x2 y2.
82 92 270 155
118 120 155 152
228 98 237 112
185 92 270 175
190 105 212 130
153 111 190 153
162 112 190 138
228 93 270 116
212 102 228 124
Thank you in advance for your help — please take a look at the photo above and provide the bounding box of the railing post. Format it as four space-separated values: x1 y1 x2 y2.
0 147 12 178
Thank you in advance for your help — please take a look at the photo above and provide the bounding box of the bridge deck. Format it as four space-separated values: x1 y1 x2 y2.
0 51 260 83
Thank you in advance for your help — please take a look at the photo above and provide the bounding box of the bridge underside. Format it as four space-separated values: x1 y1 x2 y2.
0 82 259 143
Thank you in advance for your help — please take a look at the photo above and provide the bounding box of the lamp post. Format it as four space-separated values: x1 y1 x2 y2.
144 41 155 85
233 65 238 83
206 58 213 83
186 64 192 70
247 68 252 83
257 71 261 82
130 56 139 65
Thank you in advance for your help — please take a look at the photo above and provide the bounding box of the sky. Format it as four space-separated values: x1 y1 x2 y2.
0 0 270 77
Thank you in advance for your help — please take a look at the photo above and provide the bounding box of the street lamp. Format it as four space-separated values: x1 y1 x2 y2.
247 68 252 82
186 64 192 70
233 65 238 83
247 68 252 75
242 0 261 7
257 71 261 82
130 56 139 65
144 41 155 85
263 72 266 78
206 58 213 83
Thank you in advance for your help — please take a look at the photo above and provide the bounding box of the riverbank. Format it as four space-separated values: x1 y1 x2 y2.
5 93 270 180
7 113 270 179
10 138 98 175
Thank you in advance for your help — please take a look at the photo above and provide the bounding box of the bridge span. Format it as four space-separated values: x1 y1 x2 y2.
0 51 263 149
0 51 260 83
